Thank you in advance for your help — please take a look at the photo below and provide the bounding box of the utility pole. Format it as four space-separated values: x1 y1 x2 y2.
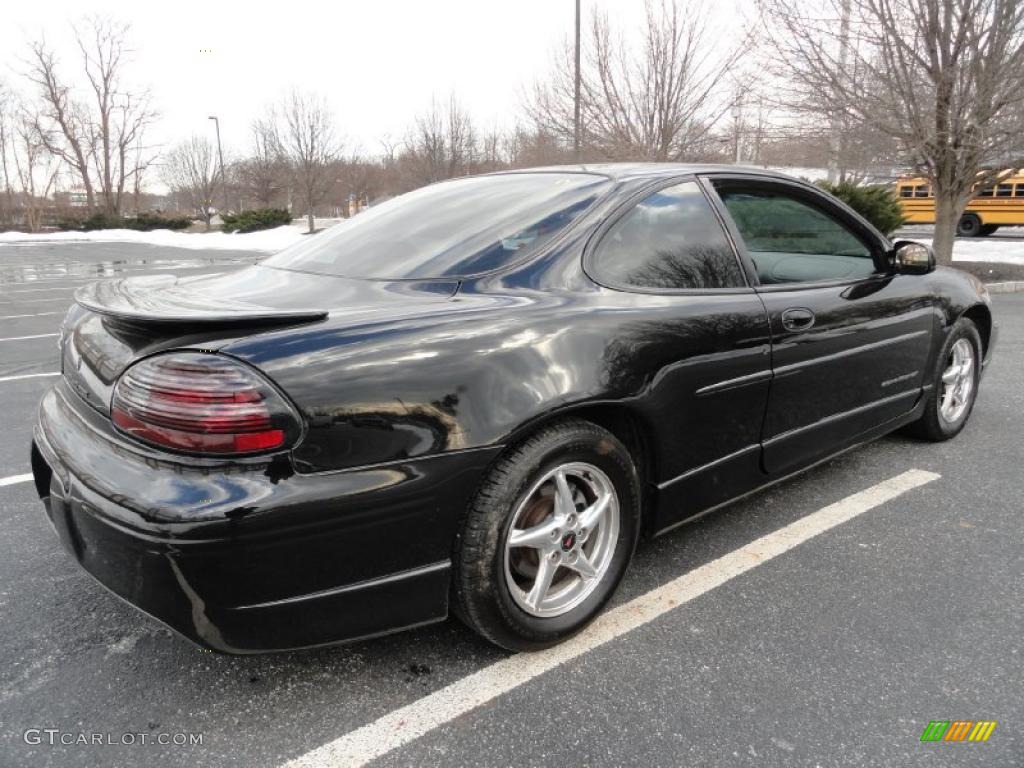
208 115 225 211
573 0 582 162
732 99 743 164
827 0 851 184
132 133 142 215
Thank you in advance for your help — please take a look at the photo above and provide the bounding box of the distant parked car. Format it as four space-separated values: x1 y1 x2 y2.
32 164 996 653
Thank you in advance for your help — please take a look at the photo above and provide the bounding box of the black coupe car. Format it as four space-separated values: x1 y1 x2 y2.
31 164 996 653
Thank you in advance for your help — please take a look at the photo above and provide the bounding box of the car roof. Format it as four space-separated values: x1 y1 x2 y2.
498 162 804 183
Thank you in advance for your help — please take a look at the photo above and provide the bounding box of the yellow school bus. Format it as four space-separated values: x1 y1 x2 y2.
896 172 1024 237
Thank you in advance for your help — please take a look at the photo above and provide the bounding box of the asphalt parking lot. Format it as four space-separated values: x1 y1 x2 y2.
1 242 1021 768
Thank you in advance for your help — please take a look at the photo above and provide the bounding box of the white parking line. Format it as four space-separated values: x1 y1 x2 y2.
0 473 32 488
0 279 92 287
0 372 59 383
283 468 940 768
0 312 63 320
0 334 59 343
0 297 70 304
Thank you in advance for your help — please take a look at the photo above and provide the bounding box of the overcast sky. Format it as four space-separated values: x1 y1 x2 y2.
1 0 671 161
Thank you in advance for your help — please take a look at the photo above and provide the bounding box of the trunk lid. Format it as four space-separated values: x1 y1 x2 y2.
62 265 459 412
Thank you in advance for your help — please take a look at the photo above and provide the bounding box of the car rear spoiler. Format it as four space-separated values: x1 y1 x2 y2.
74 275 328 325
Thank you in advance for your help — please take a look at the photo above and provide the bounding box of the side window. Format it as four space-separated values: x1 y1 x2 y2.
898 185 913 198
996 183 1013 198
590 181 744 290
714 186 877 285
913 185 931 198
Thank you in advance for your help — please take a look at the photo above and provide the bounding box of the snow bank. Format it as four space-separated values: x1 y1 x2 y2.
764 166 830 181
0 225 306 252
898 234 1024 265
950 240 1024 265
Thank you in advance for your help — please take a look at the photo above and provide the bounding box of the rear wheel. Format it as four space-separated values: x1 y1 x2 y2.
904 318 982 441
452 420 640 651
956 214 982 237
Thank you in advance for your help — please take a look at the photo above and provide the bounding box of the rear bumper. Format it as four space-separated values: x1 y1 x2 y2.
33 381 500 653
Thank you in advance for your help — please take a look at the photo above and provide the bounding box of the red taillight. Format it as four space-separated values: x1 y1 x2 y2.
111 352 299 455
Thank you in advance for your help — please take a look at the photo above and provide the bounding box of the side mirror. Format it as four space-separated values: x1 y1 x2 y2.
890 240 935 275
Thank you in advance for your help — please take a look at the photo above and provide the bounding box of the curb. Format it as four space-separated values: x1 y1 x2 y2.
985 281 1024 293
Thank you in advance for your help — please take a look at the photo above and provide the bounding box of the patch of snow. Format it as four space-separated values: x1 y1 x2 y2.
0 225 307 252
899 235 1024 265
763 166 830 181
951 241 1024 265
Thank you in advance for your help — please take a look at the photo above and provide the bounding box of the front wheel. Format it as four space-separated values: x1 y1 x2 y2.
452 420 640 651
904 318 982 441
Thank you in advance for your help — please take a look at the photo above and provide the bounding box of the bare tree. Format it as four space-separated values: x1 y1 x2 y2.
479 128 506 172
404 95 478 186
504 125 574 168
527 0 747 160
162 135 218 230
277 90 341 233
24 39 96 208
76 18 155 216
25 17 156 217
333 155 382 215
0 84 18 225
762 0 1024 264
9 103 61 232
239 114 287 207
128 133 157 215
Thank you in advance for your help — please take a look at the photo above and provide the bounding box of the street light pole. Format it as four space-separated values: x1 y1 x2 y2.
208 115 225 211
573 0 581 162
732 100 743 165
827 0 852 183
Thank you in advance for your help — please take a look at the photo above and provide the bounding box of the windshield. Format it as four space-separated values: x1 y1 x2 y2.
265 172 609 279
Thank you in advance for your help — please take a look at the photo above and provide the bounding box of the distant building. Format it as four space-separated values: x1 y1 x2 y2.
344 193 370 217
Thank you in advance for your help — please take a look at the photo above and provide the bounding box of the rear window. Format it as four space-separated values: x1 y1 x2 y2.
265 173 609 279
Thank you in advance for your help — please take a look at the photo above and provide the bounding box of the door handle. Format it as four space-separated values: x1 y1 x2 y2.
781 307 815 331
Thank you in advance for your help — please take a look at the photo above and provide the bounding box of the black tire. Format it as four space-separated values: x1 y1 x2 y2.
979 224 1000 236
452 419 641 651
904 318 982 441
956 214 981 237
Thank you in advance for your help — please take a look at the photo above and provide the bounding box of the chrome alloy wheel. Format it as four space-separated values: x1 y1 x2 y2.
939 338 975 424
503 462 620 618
